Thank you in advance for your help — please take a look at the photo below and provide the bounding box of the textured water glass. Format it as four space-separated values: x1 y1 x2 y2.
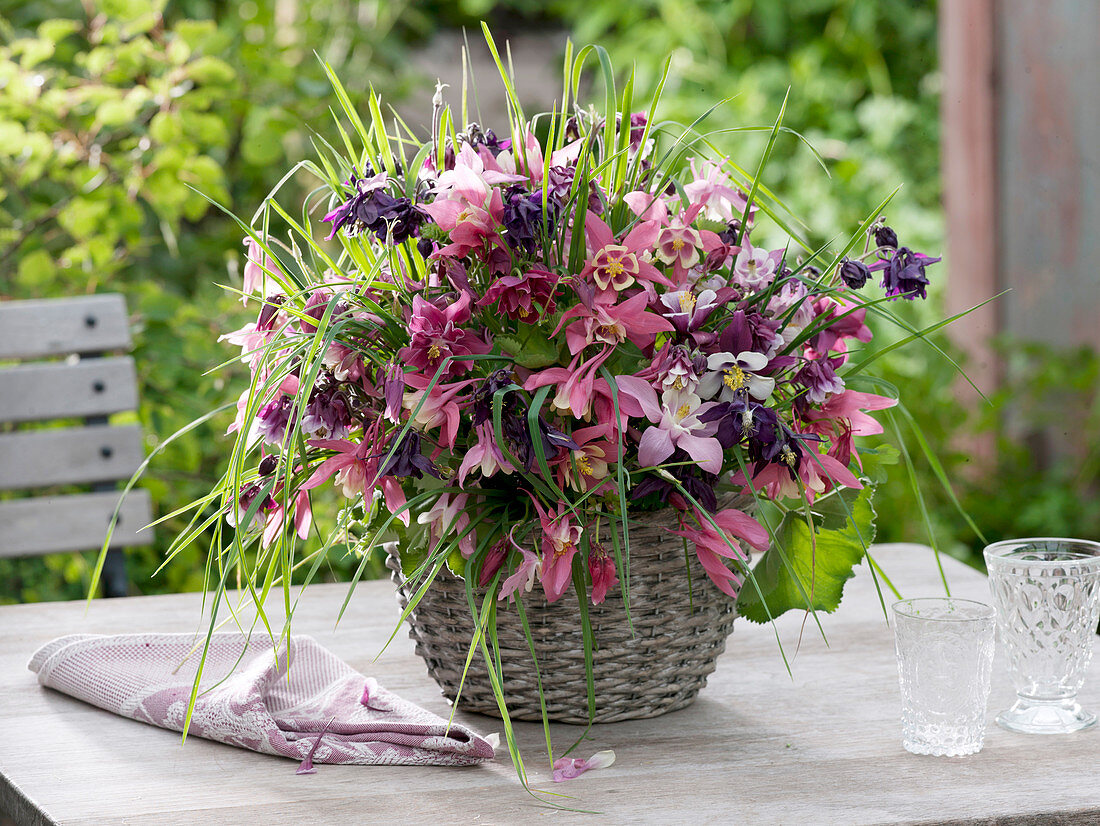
892 598 996 756
984 538 1100 734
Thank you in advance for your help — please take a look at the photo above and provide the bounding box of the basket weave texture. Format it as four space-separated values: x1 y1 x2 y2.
387 503 747 724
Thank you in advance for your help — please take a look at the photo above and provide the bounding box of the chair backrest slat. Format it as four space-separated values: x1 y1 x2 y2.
0 294 131 360
0 357 140 423
0 425 146 490
0 294 152 570
0 490 154 557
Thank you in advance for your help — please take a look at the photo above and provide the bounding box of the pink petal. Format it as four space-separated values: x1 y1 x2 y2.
675 433 724 474
713 508 771 552
552 750 616 782
638 426 674 468
613 375 660 421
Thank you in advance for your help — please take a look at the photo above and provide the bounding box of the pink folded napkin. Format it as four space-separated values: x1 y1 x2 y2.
29 633 495 770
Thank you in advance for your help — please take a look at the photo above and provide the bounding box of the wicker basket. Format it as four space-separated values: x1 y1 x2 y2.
386 504 746 724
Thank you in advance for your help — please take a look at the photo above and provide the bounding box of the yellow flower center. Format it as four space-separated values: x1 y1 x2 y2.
427 343 442 360
676 403 691 419
723 365 746 391
672 375 686 390
555 541 575 559
672 238 685 251
517 306 529 318
605 258 624 278
781 445 797 467
678 292 696 313
576 455 593 476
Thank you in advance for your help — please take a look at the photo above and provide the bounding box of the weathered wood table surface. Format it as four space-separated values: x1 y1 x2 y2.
2 543 1098 825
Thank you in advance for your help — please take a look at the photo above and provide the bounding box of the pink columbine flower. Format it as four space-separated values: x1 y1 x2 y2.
476 266 559 322
581 211 668 294
398 292 491 379
656 217 702 268
588 542 618 605
558 292 675 356
800 389 897 467
457 421 515 485
669 507 770 597
529 498 583 603
402 375 474 451
557 424 614 493
697 351 775 403
241 238 276 303
300 433 408 525
416 492 474 558
262 489 313 549
731 237 783 291
552 750 616 782
618 378 724 474
498 528 540 603
682 158 756 223
735 444 862 503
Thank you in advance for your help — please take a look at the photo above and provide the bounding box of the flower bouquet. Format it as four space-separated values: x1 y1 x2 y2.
136 29 950 777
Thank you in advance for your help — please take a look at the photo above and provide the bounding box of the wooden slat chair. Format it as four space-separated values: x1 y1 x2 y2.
0 294 153 598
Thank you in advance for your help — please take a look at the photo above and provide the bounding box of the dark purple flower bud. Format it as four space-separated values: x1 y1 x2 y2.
258 455 279 476
874 224 899 249
718 220 742 245
838 257 872 289
256 396 294 445
417 237 435 258
257 294 286 331
881 247 940 301
379 430 441 480
628 113 648 147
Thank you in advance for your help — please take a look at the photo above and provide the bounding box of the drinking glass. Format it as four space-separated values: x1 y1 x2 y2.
984 537 1100 734
892 598 996 756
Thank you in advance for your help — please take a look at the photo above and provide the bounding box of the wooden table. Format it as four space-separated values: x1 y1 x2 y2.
2 543 1098 825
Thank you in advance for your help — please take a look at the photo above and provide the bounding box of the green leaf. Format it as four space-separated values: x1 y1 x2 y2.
496 325 559 369
857 444 900 486
186 55 235 86
737 487 876 623
37 19 81 43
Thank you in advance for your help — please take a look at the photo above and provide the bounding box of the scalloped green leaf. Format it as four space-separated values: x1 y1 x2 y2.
737 487 875 624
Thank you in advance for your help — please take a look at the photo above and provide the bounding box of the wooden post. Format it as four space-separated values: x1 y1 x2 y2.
940 0 999 465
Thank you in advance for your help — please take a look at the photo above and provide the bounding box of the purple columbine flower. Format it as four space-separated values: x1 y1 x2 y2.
477 267 559 322
876 247 941 300
322 173 427 244
256 395 294 445
631 450 720 513
379 430 441 480
302 385 353 439
697 397 752 450
793 357 846 405
226 480 276 530
501 185 552 254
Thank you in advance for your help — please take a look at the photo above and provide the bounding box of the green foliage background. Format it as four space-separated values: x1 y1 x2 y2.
2 0 1096 603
